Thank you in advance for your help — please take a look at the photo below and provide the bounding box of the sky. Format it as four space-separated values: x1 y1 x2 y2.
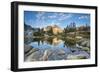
24 11 90 29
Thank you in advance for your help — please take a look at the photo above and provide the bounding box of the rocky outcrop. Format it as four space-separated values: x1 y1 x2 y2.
67 53 87 60
77 39 90 48
76 38 90 53
43 25 63 35
24 44 39 61
57 49 66 55
52 25 63 35
67 55 86 60
24 43 90 61
41 50 52 61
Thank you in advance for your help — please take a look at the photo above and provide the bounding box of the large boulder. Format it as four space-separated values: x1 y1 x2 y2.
82 47 90 52
24 44 33 54
25 51 41 62
24 44 39 57
81 41 88 47
67 54 87 60
86 41 90 48
77 39 90 48
57 49 66 55
41 49 52 61
67 50 90 60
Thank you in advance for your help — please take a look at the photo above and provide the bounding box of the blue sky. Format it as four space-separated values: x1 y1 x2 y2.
24 11 90 29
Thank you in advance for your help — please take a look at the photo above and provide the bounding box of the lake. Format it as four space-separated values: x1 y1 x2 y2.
24 37 90 61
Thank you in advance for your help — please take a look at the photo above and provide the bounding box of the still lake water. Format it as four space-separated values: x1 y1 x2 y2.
26 37 90 61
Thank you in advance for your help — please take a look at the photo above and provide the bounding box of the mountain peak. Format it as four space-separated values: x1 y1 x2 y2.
44 24 63 35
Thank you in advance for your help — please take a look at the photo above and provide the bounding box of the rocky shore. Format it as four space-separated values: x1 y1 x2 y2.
24 39 90 61
76 38 90 53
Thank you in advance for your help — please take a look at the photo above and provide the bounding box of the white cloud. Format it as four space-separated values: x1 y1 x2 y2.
35 12 73 28
36 12 45 18
50 21 60 26
47 12 58 19
79 16 88 19
48 13 72 21
48 15 57 18
58 13 72 21
35 12 46 28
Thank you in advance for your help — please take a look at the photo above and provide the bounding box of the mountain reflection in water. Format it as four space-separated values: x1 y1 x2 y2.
24 37 90 61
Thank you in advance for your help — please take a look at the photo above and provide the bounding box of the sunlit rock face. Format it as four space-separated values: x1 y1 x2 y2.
43 25 63 35
52 25 63 35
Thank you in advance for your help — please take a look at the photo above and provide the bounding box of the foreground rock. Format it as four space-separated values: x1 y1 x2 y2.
67 50 90 60
67 54 86 60
25 51 42 61
57 49 66 55
41 50 52 61
77 39 90 48
25 48 39 57
24 44 90 61
24 44 33 54
82 47 90 53
24 44 39 61
76 44 90 53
